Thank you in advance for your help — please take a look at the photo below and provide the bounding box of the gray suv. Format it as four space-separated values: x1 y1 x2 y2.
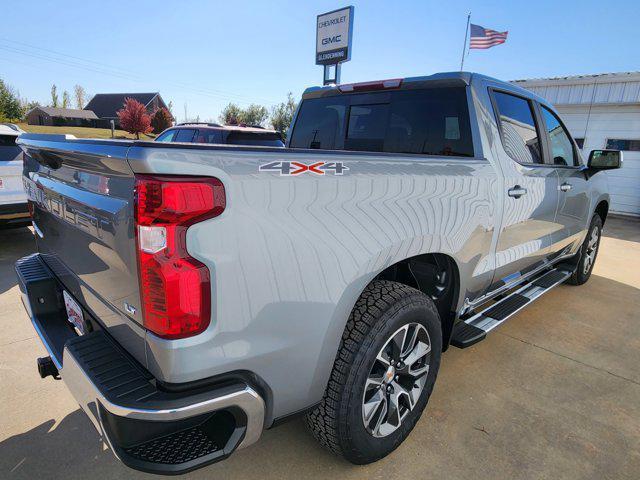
156 123 285 147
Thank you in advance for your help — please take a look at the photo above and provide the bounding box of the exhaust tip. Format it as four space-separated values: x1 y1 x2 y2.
37 356 59 379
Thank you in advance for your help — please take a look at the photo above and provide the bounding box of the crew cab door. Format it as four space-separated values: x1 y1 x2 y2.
489 89 562 289
538 104 591 253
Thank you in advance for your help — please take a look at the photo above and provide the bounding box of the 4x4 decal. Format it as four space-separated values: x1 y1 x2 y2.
259 161 349 176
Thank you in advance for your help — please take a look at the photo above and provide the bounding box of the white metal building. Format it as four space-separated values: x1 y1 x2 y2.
512 72 640 216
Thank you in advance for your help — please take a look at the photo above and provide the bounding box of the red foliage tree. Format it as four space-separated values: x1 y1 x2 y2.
151 107 173 134
117 98 152 139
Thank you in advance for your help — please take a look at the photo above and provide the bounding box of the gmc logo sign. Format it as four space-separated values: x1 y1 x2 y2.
322 35 342 45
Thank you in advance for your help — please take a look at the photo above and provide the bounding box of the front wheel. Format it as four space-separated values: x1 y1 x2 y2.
567 214 603 285
305 280 442 464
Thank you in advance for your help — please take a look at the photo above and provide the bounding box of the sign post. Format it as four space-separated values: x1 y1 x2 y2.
316 6 354 85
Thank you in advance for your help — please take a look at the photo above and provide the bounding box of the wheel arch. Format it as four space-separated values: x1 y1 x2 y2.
594 199 609 225
372 252 460 350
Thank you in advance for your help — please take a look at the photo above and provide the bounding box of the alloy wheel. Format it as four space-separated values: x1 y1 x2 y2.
583 226 600 275
361 323 431 438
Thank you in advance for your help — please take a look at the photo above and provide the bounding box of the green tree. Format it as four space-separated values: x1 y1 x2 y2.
74 84 87 109
62 90 71 108
219 102 269 126
270 92 298 140
219 103 243 125
50 84 59 108
242 104 269 126
0 79 24 121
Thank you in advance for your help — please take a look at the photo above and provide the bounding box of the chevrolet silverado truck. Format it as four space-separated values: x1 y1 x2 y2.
15 72 622 474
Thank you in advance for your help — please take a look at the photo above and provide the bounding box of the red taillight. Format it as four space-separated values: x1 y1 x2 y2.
135 175 225 339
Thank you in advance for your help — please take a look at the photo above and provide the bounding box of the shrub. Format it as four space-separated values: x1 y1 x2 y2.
151 108 173 134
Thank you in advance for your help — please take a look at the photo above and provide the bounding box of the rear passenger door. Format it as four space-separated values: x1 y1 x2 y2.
489 89 561 289
538 104 590 253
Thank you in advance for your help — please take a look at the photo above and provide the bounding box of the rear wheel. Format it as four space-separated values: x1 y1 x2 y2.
567 214 602 285
305 280 442 464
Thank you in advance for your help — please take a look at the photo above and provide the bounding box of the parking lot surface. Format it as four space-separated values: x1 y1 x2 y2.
1 216 639 480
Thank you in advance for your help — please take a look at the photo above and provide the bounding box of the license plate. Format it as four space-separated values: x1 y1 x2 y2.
63 290 85 335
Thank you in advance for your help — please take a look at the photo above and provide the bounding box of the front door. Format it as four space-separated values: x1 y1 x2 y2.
538 104 591 253
489 89 561 290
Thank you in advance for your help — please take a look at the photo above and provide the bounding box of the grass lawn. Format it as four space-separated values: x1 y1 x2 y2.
15 123 156 140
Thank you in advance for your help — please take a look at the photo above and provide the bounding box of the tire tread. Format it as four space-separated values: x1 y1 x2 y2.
305 280 439 460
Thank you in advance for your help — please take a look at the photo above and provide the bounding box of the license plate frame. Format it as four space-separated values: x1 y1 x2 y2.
63 290 85 335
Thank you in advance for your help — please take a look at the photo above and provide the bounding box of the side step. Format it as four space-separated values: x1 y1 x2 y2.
451 267 572 348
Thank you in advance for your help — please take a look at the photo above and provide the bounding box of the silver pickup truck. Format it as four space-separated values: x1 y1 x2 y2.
15 72 621 474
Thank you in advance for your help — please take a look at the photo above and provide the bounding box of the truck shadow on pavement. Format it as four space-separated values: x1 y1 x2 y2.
0 409 343 480
0 227 35 296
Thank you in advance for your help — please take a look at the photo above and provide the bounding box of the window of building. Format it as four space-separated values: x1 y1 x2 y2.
493 91 543 164
574 138 585 149
606 139 640 151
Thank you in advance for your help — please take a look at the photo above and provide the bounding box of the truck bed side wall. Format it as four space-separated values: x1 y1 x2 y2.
127 142 500 420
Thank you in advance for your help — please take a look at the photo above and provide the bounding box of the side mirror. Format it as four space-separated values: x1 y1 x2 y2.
588 150 623 170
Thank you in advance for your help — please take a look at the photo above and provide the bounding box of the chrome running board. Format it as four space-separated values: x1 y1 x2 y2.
451 267 573 348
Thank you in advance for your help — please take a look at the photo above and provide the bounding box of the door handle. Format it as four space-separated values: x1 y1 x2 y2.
507 185 527 198
559 182 572 192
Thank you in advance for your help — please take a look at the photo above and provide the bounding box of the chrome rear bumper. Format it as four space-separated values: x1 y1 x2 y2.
17 253 266 474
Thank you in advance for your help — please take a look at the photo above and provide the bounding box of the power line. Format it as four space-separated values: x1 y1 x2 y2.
0 37 280 105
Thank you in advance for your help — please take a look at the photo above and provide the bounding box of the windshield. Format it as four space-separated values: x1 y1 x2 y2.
290 87 474 157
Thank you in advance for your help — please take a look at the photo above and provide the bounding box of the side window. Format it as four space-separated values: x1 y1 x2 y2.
194 129 222 144
540 106 577 166
155 130 176 142
493 91 543 164
173 129 196 143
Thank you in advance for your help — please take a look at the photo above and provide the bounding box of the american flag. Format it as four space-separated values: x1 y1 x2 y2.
469 23 508 49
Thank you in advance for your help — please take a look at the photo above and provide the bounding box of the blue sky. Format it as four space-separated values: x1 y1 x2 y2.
2 0 637 122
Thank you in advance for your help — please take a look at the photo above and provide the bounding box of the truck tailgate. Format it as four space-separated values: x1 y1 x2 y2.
19 135 146 364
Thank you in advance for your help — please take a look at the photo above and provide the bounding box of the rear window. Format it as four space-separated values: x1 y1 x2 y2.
225 131 284 147
289 87 474 157
0 135 17 147
0 135 22 162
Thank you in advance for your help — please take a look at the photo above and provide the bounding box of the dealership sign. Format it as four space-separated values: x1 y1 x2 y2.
316 6 354 65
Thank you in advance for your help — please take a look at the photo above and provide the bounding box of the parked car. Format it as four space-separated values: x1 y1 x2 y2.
16 72 621 474
0 124 29 228
156 122 285 147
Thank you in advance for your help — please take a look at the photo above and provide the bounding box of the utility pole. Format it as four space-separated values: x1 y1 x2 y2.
460 12 471 71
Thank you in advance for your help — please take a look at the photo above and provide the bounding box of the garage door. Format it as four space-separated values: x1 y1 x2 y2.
605 149 640 216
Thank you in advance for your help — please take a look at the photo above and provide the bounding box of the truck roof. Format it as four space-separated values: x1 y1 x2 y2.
301 71 545 105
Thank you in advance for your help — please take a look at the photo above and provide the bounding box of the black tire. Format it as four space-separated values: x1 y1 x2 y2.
305 280 442 464
567 214 603 285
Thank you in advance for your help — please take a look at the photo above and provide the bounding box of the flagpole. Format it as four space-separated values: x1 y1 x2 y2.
460 12 471 71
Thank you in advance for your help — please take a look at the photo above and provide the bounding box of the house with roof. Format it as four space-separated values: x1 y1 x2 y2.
84 93 172 128
26 106 99 127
